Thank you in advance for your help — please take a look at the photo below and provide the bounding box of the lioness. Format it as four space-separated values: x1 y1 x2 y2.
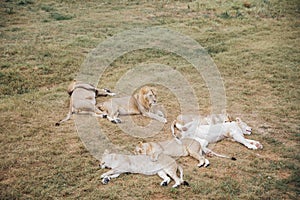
55 80 115 126
100 150 189 188
98 86 167 124
173 118 262 151
134 138 210 167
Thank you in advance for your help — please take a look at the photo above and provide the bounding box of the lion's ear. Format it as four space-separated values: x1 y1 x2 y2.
140 86 150 95
235 117 241 122
227 114 234 122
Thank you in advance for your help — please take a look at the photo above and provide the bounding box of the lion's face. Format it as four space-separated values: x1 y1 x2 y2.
139 86 157 108
236 118 252 135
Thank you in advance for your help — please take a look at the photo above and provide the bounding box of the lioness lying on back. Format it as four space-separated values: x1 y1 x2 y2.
55 80 115 126
100 150 189 188
97 86 167 124
134 138 210 167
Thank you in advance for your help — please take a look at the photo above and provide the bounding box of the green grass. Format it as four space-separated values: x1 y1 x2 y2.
50 12 74 21
0 0 299 199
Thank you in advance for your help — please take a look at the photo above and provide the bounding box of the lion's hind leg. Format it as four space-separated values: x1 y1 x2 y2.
157 171 171 186
163 167 182 188
186 141 210 167
93 107 108 118
189 150 210 168
98 101 122 123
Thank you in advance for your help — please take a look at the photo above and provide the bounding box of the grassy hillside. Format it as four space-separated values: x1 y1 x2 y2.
0 0 299 199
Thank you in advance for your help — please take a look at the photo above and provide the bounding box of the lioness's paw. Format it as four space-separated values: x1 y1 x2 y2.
255 142 263 149
111 118 122 124
182 181 190 186
102 177 110 184
247 144 258 150
160 181 168 187
197 163 205 168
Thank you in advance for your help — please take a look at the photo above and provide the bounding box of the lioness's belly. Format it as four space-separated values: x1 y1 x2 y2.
114 155 174 175
194 124 226 142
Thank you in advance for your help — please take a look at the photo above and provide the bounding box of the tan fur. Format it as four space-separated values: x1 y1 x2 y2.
55 80 115 126
100 150 188 188
134 138 210 167
98 86 167 123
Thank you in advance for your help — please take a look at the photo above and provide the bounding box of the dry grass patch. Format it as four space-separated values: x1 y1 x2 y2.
0 0 299 199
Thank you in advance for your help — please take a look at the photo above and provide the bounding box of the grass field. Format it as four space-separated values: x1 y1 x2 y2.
0 0 299 199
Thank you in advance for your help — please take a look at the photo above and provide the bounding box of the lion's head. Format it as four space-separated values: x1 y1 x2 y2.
235 117 252 135
137 86 157 110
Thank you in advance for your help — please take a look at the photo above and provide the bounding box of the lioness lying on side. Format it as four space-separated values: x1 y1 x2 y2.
134 138 210 167
97 86 167 124
55 80 115 126
172 116 262 151
100 150 189 188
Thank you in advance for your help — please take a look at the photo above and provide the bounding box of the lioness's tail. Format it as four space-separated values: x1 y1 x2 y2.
205 148 236 160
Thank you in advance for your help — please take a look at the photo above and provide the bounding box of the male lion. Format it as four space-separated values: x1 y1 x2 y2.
55 80 115 126
99 150 189 188
98 86 167 124
134 138 210 167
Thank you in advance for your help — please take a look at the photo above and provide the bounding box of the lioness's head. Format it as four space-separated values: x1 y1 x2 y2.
99 150 112 169
67 80 77 96
235 118 252 135
134 142 152 155
138 86 157 109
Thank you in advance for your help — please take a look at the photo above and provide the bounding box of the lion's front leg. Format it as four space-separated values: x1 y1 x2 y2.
232 133 258 150
245 139 263 149
100 170 121 184
143 112 167 123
